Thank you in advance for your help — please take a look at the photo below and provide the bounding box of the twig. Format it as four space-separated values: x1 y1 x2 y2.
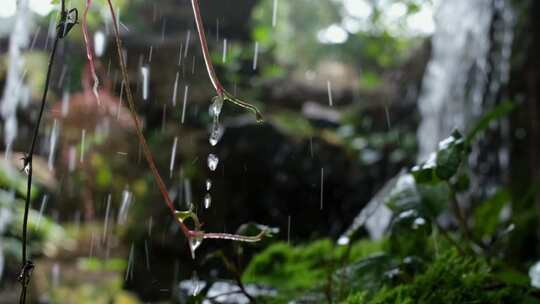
190 0 263 122
18 1 77 303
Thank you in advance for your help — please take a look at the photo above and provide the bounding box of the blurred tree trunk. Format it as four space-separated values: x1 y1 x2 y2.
509 0 540 259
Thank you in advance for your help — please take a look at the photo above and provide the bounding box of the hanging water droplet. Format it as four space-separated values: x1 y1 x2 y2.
208 96 225 146
204 193 212 209
205 179 212 191
207 154 219 171
209 95 224 118
189 234 203 259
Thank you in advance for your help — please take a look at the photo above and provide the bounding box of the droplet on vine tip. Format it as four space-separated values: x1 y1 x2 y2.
189 235 203 259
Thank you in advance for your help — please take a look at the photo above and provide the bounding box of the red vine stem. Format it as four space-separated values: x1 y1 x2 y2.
105 0 192 239
105 1 266 248
191 0 224 95
81 0 101 104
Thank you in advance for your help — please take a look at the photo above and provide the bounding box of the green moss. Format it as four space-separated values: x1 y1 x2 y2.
242 239 386 293
344 250 527 304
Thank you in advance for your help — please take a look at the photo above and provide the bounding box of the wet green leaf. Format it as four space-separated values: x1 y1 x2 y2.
435 130 465 180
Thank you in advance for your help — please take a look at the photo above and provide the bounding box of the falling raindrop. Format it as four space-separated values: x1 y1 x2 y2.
117 187 133 225
184 178 193 208
161 18 167 42
287 215 291 245
68 145 76 172
327 80 333 106
169 137 178 178
222 38 228 63
184 30 191 58
61 91 70 117
80 129 86 163
181 85 189 124
272 0 279 27
253 41 259 70
148 216 153 236
51 263 60 288
141 65 150 100
30 26 41 51
103 194 111 241
172 72 179 106
47 119 58 171
56 65 67 88
205 179 212 191
204 193 212 209
207 154 219 171
144 239 151 270
178 43 183 66
320 167 324 210
384 105 391 129
125 243 135 281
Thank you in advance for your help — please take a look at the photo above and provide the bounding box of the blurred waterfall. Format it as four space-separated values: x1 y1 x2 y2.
417 0 514 163
1 0 32 157
339 0 515 244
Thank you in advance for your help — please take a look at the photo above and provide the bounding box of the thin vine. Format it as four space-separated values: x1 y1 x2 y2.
104 0 269 257
18 1 78 303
